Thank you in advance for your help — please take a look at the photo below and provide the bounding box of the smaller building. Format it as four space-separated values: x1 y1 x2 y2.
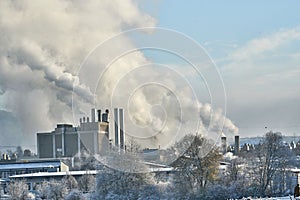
0 159 69 179
0 159 69 195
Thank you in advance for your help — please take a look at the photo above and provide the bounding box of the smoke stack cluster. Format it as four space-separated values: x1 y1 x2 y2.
220 131 240 155
80 108 110 124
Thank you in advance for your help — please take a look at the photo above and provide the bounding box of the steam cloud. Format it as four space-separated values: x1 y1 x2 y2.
0 0 238 150
0 0 156 148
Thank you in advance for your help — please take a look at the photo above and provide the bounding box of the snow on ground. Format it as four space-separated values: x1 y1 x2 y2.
242 196 295 200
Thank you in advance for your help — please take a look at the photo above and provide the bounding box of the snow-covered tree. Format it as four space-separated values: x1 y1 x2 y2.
78 172 96 193
62 175 78 191
94 168 154 199
37 180 68 200
8 179 28 200
65 190 86 200
92 146 157 199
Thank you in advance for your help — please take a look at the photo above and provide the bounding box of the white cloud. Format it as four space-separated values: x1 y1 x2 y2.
229 27 300 62
0 0 155 147
217 27 300 136
0 0 238 149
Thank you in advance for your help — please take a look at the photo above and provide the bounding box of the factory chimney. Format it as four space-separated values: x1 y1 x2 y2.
102 109 109 123
91 108 96 122
114 108 119 147
119 108 125 149
234 135 240 155
97 110 102 122
221 132 227 154
114 108 125 149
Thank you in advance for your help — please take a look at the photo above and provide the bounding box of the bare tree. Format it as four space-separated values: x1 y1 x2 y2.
125 136 142 153
171 134 222 196
255 131 285 196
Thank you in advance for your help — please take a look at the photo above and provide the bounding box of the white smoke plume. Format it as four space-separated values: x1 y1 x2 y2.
0 0 237 150
0 0 156 148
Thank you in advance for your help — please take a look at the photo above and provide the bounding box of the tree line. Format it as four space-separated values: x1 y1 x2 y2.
7 131 299 199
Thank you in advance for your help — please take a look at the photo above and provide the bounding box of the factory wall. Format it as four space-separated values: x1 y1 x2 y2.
37 133 53 158
37 108 114 158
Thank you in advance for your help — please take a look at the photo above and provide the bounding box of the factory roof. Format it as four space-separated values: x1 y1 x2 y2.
0 160 63 170
10 170 98 179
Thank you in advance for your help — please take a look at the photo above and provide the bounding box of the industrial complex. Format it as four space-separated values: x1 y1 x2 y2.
2 107 299 199
37 108 125 158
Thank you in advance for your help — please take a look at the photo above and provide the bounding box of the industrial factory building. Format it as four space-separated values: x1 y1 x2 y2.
37 108 125 158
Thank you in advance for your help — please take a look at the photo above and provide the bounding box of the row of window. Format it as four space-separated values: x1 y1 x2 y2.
0 168 58 178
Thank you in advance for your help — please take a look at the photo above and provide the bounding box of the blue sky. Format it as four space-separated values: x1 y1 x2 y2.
156 1 300 43
140 1 300 137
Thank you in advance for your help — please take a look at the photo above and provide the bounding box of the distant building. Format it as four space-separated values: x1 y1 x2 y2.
0 159 69 179
37 108 125 158
37 124 78 158
142 148 160 162
0 159 69 194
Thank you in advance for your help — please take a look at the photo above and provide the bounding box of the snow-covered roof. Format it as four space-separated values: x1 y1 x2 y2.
9 170 98 179
149 167 174 172
290 168 300 173
143 161 171 168
0 161 62 170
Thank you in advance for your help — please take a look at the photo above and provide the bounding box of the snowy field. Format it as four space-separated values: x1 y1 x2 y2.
242 196 296 200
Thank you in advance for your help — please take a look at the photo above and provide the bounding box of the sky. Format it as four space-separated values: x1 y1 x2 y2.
147 0 300 137
0 1 299 151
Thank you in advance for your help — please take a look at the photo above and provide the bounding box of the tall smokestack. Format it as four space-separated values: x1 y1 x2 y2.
114 108 119 147
119 108 125 149
97 110 101 122
221 132 227 154
234 135 240 155
91 108 96 122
